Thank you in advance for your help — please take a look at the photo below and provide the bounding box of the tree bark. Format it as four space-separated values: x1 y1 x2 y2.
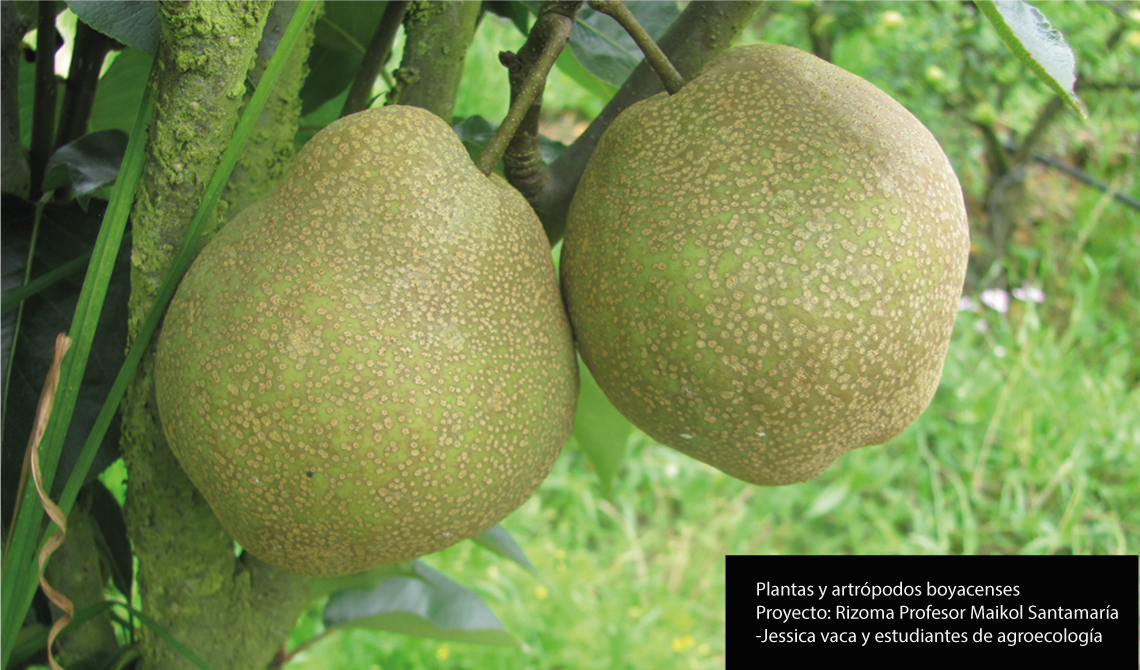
123 3 311 669
386 0 481 121
220 0 322 221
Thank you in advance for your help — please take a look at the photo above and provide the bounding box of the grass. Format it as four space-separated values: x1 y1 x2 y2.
279 131 1140 670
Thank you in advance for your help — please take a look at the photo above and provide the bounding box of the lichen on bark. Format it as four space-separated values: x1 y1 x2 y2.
122 3 312 669
220 0 322 221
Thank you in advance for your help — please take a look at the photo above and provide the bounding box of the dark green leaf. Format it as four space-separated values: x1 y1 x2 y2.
452 115 568 172
472 525 541 579
15 1 62 22
67 0 159 54
307 562 411 602
453 115 497 164
44 130 129 208
0 198 126 540
87 479 132 598
300 49 359 116
313 0 388 53
553 48 617 102
484 1 532 35
323 560 517 647
89 48 154 134
571 356 634 497
568 1 681 87
976 0 1086 117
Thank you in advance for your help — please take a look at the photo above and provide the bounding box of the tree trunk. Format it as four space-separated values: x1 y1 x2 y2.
122 3 312 669
386 0 481 121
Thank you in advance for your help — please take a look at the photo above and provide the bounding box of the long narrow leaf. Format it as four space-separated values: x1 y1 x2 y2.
8 600 217 670
0 75 156 670
0 250 91 314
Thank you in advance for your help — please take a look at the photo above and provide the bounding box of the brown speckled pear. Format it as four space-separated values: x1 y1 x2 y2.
561 44 969 486
155 106 578 575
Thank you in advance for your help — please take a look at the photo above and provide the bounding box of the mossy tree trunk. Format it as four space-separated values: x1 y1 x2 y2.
122 3 314 669
386 0 481 121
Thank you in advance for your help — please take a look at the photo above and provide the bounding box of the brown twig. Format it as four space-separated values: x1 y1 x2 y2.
340 1 408 118
30 3 60 199
56 20 117 149
475 1 578 177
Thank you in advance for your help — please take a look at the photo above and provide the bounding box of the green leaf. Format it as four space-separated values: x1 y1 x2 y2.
976 0 1087 118
300 49 359 116
87 479 133 599
43 130 129 208
568 1 680 87
15 1 64 22
67 0 160 54
453 115 498 164
314 0 388 53
323 560 518 647
571 357 634 497
89 48 154 134
553 48 617 102
307 563 411 602
484 0 532 36
0 198 127 540
472 525 542 579
301 1 388 115
452 115 569 171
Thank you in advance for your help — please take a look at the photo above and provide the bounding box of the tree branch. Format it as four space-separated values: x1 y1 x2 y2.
56 20 117 149
588 0 685 95
123 3 311 669
2 0 31 198
221 0 321 221
340 0 407 118
386 0 480 121
534 0 765 244
478 1 578 178
29 2 60 200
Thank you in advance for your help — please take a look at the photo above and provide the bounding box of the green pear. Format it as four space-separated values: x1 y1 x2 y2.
156 106 578 575
561 44 969 485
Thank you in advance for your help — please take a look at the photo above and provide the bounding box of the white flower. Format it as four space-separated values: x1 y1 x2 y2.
1012 284 1045 303
981 289 1010 313
959 296 979 311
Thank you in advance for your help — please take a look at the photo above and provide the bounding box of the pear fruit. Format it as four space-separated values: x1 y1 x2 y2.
156 106 578 575
561 44 969 486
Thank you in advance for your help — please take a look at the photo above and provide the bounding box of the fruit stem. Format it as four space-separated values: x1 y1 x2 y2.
475 1 579 177
587 0 686 95
340 1 409 118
